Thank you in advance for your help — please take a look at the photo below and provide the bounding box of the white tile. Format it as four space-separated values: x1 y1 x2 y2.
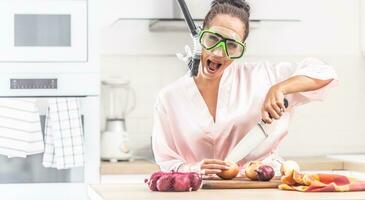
125 118 139 133
139 117 153 134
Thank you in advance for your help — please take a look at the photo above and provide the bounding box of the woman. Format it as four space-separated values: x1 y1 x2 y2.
152 0 338 175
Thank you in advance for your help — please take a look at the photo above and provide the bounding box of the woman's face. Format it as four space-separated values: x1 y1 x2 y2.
199 14 245 80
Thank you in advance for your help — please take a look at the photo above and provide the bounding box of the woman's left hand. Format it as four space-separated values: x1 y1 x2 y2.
262 84 286 124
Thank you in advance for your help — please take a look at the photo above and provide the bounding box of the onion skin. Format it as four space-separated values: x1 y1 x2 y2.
217 162 239 180
245 161 262 181
280 160 300 176
281 173 297 185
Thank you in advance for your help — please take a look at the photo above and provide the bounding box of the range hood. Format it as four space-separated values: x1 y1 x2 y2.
104 0 301 31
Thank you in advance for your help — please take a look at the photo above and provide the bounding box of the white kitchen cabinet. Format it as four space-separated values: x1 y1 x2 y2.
101 0 174 26
0 0 100 188
175 0 302 21
0 183 89 200
0 0 87 62
101 0 301 27
101 0 303 55
361 0 365 56
247 0 301 21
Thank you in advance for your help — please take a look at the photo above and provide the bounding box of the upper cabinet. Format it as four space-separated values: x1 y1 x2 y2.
100 0 173 26
101 0 305 55
247 0 301 21
101 0 301 26
0 0 87 62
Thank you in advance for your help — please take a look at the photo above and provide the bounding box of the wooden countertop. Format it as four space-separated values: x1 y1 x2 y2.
101 160 160 175
100 156 350 175
94 156 365 200
88 183 365 200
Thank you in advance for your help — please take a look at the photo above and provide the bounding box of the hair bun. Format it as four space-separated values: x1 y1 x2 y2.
211 0 250 15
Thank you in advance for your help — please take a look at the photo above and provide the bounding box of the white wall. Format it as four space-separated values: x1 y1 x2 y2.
101 0 365 159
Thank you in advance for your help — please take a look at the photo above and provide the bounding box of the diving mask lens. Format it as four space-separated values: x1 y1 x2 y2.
200 31 221 49
226 39 245 58
200 30 245 59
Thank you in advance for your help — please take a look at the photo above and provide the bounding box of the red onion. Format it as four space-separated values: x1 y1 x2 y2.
256 165 275 181
145 171 202 192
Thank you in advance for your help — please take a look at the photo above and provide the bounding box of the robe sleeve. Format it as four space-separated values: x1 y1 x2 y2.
264 57 338 107
152 92 185 172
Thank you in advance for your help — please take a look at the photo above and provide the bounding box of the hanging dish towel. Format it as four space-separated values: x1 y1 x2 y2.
0 98 43 158
42 98 84 169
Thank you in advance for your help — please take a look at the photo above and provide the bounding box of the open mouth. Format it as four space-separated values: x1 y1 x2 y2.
206 59 222 75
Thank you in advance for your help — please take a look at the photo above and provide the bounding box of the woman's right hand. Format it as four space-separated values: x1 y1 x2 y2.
181 159 231 175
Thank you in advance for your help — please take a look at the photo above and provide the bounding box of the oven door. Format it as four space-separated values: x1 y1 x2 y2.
0 0 87 62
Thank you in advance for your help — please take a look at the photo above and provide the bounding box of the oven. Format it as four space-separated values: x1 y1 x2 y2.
0 0 100 199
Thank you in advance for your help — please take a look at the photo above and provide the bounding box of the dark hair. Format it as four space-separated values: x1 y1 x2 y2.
203 0 251 41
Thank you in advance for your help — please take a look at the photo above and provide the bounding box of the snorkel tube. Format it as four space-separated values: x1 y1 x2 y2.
176 0 200 76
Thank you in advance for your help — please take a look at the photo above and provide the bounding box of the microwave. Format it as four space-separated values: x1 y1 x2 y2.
0 0 87 62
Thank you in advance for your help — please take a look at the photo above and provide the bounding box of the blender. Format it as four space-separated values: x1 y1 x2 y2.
101 78 136 162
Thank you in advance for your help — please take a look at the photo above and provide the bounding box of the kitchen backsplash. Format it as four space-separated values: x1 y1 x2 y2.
101 55 187 159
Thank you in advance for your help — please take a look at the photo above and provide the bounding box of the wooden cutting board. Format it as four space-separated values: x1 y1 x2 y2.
202 176 282 189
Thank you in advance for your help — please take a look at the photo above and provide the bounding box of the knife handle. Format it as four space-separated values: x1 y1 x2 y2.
283 98 289 109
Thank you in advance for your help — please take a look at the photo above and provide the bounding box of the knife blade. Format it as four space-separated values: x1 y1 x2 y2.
224 99 289 163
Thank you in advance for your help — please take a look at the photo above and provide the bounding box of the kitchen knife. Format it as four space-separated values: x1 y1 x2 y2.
225 99 289 163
